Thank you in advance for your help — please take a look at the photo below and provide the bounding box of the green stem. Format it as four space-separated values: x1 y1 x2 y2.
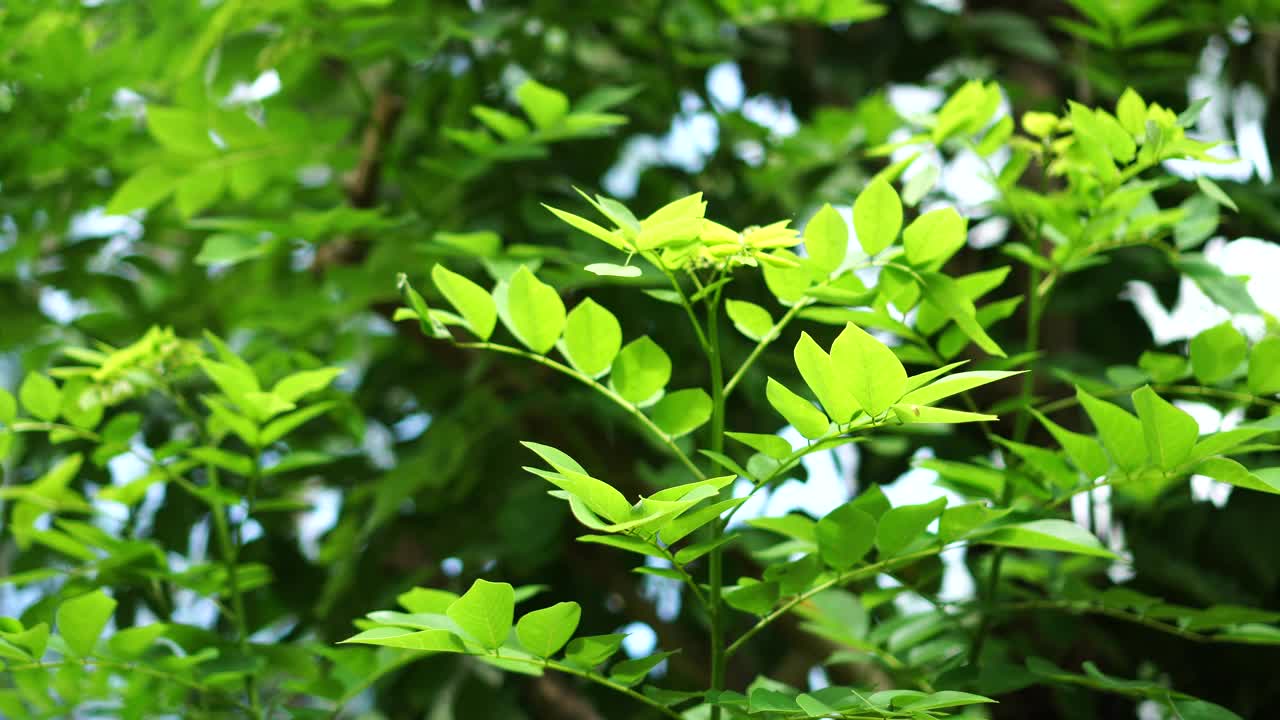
204 463 262 718
456 341 706 481
500 655 684 719
723 297 813 398
706 279 728 720
724 547 946 659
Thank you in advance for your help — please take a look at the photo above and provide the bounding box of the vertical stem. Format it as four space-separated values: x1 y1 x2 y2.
205 465 263 717
972 225 1047 664
706 283 728 720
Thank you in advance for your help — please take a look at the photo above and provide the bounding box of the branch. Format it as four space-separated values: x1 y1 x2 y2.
455 341 707 481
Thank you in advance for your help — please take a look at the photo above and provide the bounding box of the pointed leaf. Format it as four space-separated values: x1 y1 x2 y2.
853 178 902 256
517 602 581 658
830 322 906 417
505 266 565 354
766 378 831 440
816 503 877 570
446 579 515 650
563 298 622 377
432 265 498 340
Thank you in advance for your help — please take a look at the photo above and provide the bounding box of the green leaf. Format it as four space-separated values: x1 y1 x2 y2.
980 519 1116 558
900 691 996 711
892 404 996 424
610 651 677 687
432 265 498 340
544 204 628 250
875 498 947 557
900 370 1021 406
830 322 906 417
1131 386 1198 471
504 266 566 354
446 579 515 650
766 378 830 440
147 107 215 155
19 373 60 422
611 337 672 405
794 332 859 423
804 203 848 275
562 298 622 378
272 368 343 404
105 165 180 215
816 503 877 570
762 249 812 304
1176 258 1259 314
920 272 1006 357
726 431 792 460
1171 699 1243 720
57 590 117 657
1077 387 1148 472
108 624 168 659
903 207 966 267
650 388 712 437
1033 410 1111 479
340 627 468 652
1116 88 1146 136
516 602 581 658
1190 322 1247 384
0 389 15 425
726 300 774 341
563 633 627 668
853 178 902 256
578 534 666 558
1248 338 1280 395
1196 176 1238 211
516 79 570 129
723 580 780 616
939 502 1010 543
1195 457 1280 495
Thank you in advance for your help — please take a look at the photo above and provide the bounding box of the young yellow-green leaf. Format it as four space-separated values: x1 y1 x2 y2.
726 300 774 341
1249 338 1280 395
516 79 570 129
516 602 581 658
1077 387 1148 472
57 590 117 657
611 336 671 405
766 378 831 440
903 207 966 268
398 587 460 614
804 203 848 275
563 298 622 377
432 265 498 340
816 503 877 570
1116 88 1147 136
876 498 946 557
762 249 812 304
19 373 60 422
446 579 515 650
544 205 628 250
794 332 858 423
1190 322 1246 385
505 266 566 354
725 431 793 460
900 370 1021 407
830 322 906 417
1032 409 1111 479
650 388 712 437
853 178 902 256
980 519 1116 559
1131 386 1199 471
272 368 343 404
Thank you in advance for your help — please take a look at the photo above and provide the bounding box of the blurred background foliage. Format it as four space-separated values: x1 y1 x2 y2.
2 0 1279 717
